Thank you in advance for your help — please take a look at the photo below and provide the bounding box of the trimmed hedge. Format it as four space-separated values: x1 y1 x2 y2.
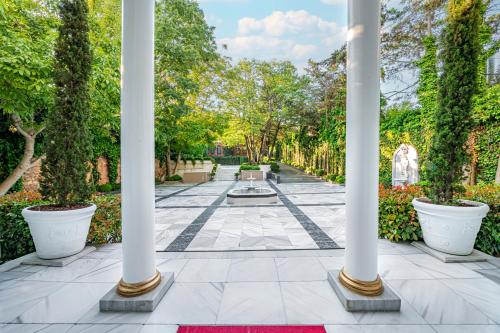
270 162 280 173
212 156 248 165
379 183 499 256
0 191 122 262
240 163 260 171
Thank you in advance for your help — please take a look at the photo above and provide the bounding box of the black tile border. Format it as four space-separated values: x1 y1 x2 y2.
266 180 342 249
155 182 205 203
163 181 237 252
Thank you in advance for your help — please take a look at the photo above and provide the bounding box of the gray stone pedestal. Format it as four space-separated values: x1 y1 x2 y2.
412 241 487 263
21 246 96 267
328 270 401 312
100 272 174 312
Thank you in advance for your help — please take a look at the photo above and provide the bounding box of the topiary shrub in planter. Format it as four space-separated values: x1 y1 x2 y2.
21 0 97 259
412 0 491 256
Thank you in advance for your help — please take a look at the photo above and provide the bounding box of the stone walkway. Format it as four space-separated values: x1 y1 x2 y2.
154 179 346 251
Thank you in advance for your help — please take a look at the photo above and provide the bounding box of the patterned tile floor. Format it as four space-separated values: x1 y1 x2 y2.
154 180 346 251
1 242 499 332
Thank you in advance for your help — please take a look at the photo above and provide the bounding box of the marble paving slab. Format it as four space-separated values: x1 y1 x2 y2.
412 242 487 263
21 246 96 267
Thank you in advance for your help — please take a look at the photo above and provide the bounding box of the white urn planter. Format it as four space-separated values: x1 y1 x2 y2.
412 198 489 255
22 204 96 259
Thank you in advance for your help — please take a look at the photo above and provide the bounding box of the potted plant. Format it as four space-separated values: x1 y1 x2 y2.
22 0 96 259
412 0 489 255
234 172 240 181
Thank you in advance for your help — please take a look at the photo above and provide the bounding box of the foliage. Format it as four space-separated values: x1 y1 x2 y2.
0 191 46 261
463 184 499 256
240 164 261 171
41 0 93 206
0 0 57 195
212 156 248 165
426 0 482 204
270 162 280 173
97 183 113 193
165 175 182 181
379 185 424 242
154 0 221 173
87 194 121 244
223 60 310 163
87 0 121 180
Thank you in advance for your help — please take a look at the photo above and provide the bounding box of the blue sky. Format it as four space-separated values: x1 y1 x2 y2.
197 0 348 72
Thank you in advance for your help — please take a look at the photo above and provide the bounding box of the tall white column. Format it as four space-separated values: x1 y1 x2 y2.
341 0 383 295
119 0 159 294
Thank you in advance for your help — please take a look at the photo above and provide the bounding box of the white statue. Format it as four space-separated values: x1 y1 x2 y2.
392 144 419 186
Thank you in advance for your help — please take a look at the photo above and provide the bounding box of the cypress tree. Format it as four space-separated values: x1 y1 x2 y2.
426 0 482 204
41 0 93 206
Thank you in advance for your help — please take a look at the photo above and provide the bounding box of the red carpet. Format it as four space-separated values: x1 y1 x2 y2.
178 326 327 333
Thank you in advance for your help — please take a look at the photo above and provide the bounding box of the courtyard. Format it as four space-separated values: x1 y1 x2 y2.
1 172 500 332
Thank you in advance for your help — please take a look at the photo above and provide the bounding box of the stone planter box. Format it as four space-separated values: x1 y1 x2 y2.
183 172 209 183
240 170 264 180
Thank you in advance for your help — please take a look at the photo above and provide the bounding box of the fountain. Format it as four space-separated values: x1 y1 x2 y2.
227 171 278 205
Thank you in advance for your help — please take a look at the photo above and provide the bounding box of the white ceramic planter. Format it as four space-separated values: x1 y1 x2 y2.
412 198 489 255
22 204 97 259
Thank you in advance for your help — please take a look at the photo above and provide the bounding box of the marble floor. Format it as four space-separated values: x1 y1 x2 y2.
1 241 499 332
154 180 346 251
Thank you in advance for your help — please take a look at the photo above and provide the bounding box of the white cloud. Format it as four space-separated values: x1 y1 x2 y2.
237 10 340 37
220 10 347 72
320 0 346 5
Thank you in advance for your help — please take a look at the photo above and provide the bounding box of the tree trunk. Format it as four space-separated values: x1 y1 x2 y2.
0 115 43 197
173 153 181 175
165 148 172 177
269 120 281 159
0 132 36 196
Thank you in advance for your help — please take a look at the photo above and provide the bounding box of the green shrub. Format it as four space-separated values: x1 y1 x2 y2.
315 169 325 177
379 185 424 242
463 184 499 256
97 183 113 192
165 175 182 181
0 192 48 262
325 174 337 182
240 163 260 171
212 156 248 165
335 175 345 184
270 162 280 173
112 183 121 191
0 191 122 262
87 194 121 244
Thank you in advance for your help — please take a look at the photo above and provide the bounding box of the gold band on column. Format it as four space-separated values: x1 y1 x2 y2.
338 267 384 296
117 270 162 297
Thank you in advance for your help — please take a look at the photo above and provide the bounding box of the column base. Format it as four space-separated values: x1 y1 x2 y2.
100 272 174 312
338 267 384 296
328 270 400 312
117 270 162 297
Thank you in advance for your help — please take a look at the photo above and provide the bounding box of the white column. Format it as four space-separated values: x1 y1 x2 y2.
344 0 381 283
120 0 157 285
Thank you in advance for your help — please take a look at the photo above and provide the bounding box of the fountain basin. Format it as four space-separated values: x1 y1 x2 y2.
227 187 278 205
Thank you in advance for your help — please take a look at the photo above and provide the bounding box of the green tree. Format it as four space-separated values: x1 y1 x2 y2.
426 0 482 203
41 0 93 206
154 0 218 175
0 0 57 196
